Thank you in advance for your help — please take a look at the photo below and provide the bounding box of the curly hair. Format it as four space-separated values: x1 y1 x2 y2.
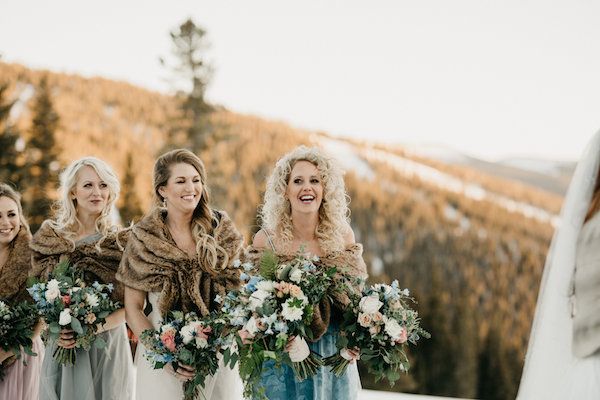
0 183 31 237
153 148 229 272
46 157 120 247
260 145 350 254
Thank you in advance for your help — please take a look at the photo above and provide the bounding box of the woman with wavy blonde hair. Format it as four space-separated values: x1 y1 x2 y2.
249 145 367 399
117 148 244 399
30 156 134 400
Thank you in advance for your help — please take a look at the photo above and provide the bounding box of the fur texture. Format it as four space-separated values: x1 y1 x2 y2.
116 207 243 317
243 243 368 341
0 229 33 303
30 221 129 302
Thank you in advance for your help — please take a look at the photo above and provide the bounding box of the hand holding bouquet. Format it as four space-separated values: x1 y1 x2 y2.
140 311 225 400
324 280 430 385
27 260 121 365
0 299 38 380
221 251 337 398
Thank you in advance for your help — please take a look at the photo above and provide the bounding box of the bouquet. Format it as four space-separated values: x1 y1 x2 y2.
140 311 225 400
27 260 121 365
0 299 38 380
221 251 338 398
324 280 430 385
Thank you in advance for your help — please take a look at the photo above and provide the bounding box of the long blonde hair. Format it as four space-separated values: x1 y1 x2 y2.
46 157 120 244
153 149 229 272
260 145 350 254
0 183 31 238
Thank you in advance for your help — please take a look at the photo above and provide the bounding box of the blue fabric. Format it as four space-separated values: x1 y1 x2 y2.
256 322 360 400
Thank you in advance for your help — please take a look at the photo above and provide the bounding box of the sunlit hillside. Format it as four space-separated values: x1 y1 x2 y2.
0 62 562 399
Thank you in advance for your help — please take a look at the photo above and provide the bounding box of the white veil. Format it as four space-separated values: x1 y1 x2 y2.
517 130 600 399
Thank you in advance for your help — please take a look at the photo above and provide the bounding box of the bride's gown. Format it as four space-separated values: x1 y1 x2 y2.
517 130 600 399
135 292 243 400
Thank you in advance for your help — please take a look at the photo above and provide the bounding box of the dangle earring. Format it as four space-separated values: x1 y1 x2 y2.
162 197 167 208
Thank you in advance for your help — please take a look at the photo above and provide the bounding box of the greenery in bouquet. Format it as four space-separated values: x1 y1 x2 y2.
140 310 226 400
324 280 430 385
27 260 121 365
220 251 338 398
0 299 38 380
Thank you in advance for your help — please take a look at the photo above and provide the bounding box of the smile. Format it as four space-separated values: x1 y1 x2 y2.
299 195 315 203
181 195 196 201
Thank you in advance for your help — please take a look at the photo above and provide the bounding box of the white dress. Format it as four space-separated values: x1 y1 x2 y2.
135 292 244 400
517 130 600 399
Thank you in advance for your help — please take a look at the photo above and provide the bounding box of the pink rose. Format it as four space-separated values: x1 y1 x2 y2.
196 325 212 340
238 329 253 345
396 327 408 344
371 312 383 323
160 331 177 352
62 295 71 306
358 313 372 328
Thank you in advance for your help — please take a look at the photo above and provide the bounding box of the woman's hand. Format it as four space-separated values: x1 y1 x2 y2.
0 348 14 363
341 347 361 364
165 362 195 382
57 328 76 349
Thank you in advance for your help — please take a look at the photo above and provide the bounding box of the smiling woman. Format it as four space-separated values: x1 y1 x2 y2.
29 157 134 400
117 148 244 399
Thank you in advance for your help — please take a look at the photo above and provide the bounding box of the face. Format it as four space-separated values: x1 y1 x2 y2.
71 165 110 218
159 163 203 215
285 160 323 215
0 196 20 246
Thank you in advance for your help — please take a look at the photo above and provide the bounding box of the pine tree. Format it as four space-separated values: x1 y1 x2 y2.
24 76 61 232
162 18 213 152
119 151 144 225
0 84 26 188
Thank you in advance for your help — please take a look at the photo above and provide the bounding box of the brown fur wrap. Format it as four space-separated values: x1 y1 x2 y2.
29 221 129 302
0 229 33 303
243 243 368 341
116 207 243 317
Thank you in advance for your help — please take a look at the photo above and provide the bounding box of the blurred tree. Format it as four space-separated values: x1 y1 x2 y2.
0 84 26 189
119 151 144 225
161 18 213 152
23 76 61 232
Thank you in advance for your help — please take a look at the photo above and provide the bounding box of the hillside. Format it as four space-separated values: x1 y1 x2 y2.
0 62 560 399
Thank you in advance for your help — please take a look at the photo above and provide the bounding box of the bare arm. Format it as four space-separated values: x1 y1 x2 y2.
96 308 126 334
124 286 153 339
252 229 269 249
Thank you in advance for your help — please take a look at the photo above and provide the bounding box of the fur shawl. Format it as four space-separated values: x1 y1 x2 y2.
243 243 368 341
0 229 33 303
116 207 243 318
29 222 129 302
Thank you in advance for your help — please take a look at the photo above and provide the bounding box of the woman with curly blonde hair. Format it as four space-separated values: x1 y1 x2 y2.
118 148 244 399
250 145 367 399
30 156 134 400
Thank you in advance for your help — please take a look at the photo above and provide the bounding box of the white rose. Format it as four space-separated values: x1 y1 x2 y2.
289 268 303 283
359 294 383 314
256 280 275 292
45 279 61 301
248 290 271 311
384 318 403 340
287 336 310 362
281 301 304 322
59 308 72 326
244 316 259 336
85 293 99 307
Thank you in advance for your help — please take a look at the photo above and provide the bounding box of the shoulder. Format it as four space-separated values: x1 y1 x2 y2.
252 229 270 250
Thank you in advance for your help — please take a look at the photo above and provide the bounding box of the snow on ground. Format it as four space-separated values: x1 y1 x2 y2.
317 136 376 181
362 146 559 227
360 389 465 400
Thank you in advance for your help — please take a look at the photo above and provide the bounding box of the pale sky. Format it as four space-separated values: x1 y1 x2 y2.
1 0 599 162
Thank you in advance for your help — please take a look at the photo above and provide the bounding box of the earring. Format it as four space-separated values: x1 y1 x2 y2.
162 198 167 208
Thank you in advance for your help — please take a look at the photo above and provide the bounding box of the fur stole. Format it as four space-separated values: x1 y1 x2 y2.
0 229 33 303
29 221 129 302
116 207 243 318
243 243 368 341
